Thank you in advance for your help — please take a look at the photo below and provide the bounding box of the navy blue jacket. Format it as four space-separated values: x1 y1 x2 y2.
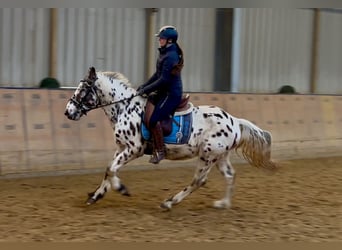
141 43 183 99
140 43 183 127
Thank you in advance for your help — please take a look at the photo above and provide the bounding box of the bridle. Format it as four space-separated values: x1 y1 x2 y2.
68 78 139 116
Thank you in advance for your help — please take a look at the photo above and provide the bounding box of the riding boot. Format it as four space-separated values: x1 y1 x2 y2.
149 122 165 164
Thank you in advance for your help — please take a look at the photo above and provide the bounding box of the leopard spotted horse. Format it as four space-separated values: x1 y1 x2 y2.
64 67 276 210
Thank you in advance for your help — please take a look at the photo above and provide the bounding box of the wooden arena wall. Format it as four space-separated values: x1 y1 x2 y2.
0 89 341 176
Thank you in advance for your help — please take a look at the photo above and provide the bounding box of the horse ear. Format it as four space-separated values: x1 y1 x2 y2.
88 67 97 81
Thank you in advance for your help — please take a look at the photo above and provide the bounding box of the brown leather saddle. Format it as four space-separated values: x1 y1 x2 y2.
143 94 191 136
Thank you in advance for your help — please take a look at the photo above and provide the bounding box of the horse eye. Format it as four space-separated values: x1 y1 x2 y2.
84 94 95 104
76 90 86 100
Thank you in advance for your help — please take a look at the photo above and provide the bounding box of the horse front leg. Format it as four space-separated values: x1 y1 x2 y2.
86 146 140 205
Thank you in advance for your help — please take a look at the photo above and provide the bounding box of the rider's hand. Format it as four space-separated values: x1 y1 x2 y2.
137 87 145 96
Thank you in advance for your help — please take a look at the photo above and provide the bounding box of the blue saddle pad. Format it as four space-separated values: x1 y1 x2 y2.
141 113 192 144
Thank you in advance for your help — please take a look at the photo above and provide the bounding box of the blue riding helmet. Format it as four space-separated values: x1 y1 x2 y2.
155 26 178 42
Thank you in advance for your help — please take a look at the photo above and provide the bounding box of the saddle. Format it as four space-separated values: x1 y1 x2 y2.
143 94 192 136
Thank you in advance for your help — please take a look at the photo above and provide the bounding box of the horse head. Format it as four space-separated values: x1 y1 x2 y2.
65 67 101 120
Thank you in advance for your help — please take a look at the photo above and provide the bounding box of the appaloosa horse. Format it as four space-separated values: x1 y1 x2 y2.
65 67 276 210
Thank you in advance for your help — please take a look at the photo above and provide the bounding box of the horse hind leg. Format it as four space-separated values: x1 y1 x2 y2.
160 157 213 210
262 130 272 160
213 154 236 209
261 130 278 170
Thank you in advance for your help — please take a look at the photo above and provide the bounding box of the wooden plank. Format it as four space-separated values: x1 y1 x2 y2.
289 95 312 141
1 90 341 175
78 108 111 169
332 96 342 138
49 89 82 169
257 95 280 142
223 93 244 118
272 95 297 142
189 93 225 108
237 94 261 126
23 89 55 169
0 89 28 173
300 95 325 140
320 96 338 139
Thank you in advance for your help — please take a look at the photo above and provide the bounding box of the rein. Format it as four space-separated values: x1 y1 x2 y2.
87 94 139 111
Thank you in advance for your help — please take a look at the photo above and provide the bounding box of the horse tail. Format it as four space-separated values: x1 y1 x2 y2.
236 118 277 171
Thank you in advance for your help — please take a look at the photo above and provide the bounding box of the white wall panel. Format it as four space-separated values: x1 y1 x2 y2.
317 11 342 94
238 8 313 93
1 8 341 94
56 8 146 87
0 8 50 87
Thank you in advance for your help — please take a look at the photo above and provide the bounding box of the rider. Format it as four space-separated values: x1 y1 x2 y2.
137 25 184 164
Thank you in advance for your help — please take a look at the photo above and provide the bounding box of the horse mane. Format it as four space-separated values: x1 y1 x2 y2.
100 71 131 87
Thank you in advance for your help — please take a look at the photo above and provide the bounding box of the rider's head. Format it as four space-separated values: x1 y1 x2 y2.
155 25 178 45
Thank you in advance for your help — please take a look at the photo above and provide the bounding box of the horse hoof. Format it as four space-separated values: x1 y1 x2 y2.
86 198 96 205
160 201 172 210
122 191 131 197
118 184 131 196
213 200 230 209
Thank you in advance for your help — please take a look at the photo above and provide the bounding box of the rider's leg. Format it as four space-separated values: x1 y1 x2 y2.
149 121 165 164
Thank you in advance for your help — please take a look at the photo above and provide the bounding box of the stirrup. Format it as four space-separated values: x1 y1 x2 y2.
149 151 165 164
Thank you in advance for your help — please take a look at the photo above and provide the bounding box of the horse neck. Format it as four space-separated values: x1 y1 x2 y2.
97 74 134 103
96 74 145 123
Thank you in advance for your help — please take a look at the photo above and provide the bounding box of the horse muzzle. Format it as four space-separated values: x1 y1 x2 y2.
64 109 81 120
